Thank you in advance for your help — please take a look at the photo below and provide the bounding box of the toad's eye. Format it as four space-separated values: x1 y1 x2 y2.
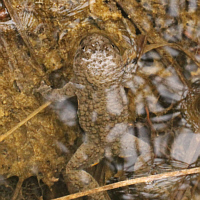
111 44 115 48
82 46 85 51
105 46 109 51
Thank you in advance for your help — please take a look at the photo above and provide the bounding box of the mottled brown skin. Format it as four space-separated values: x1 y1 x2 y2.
72 34 128 151
39 33 150 200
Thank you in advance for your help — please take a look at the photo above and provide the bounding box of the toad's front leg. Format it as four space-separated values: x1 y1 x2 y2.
36 81 76 101
65 142 107 200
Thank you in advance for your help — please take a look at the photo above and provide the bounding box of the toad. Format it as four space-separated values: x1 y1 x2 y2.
38 33 151 200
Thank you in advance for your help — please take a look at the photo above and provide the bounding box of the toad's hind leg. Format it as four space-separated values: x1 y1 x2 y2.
108 131 152 170
65 142 107 200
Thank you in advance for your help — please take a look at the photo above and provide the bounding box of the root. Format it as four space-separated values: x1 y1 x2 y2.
12 177 23 200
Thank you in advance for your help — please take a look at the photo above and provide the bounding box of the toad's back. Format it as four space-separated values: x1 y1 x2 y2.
73 34 128 143
76 85 129 143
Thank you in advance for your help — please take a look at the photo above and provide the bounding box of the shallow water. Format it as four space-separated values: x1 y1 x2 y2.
0 0 200 199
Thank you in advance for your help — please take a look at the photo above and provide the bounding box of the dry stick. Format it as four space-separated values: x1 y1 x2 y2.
53 167 200 200
0 101 51 142
11 178 23 200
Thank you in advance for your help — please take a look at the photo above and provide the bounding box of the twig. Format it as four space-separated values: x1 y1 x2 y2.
0 101 51 142
53 167 200 200
12 177 23 200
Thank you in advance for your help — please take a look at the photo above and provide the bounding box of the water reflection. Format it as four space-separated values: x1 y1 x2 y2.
123 44 200 200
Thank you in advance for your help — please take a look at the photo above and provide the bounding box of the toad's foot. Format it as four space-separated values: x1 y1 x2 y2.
36 81 76 102
65 143 107 200
119 132 152 160
105 129 152 170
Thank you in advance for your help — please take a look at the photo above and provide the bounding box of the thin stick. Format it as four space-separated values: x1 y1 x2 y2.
0 101 51 142
11 177 23 200
53 167 200 200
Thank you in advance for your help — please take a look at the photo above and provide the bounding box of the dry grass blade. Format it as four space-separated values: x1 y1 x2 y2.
53 167 200 200
0 101 51 142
